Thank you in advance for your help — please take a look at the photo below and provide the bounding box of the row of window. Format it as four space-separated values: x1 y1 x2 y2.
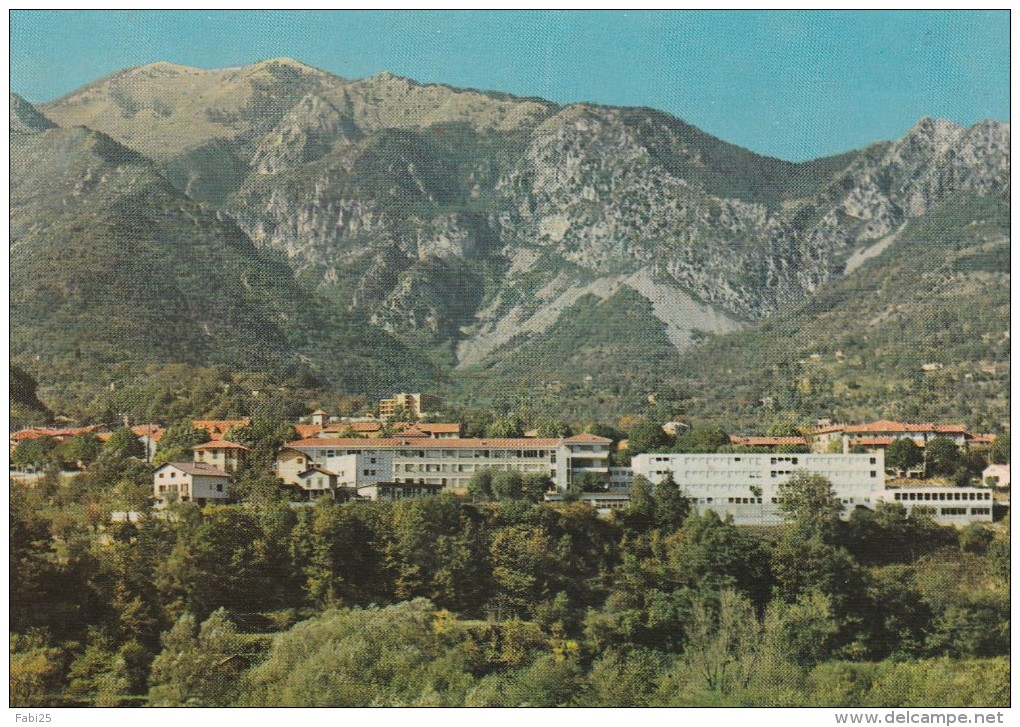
893 491 991 502
308 449 559 463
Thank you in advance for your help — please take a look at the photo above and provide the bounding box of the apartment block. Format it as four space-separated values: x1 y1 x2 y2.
629 452 992 525
278 433 612 493
378 393 442 420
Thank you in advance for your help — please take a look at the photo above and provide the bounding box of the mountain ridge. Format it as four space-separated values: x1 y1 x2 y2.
11 61 1010 423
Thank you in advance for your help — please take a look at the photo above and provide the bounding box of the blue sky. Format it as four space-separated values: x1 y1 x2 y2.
9 10 1009 161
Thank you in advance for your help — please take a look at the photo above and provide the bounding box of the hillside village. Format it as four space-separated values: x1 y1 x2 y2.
10 393 1009 526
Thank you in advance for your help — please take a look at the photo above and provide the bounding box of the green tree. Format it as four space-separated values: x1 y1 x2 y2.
152 423 209 466
521 473 553 502
762 591 839 667
885 438 923 476
675 426 730 453
580 646 670 707
385 495 491 614
653 472 691 531
626 419 670 456
10 633 66 708
492 471 525 501
536 419 573 438
56 433 102 469
925 437 961 478
777 472 843 539
488 525 554 619
766 420 802 437
622 475 656 531
666 511 771 607
467 469 495 501
682 589 763 695
485 415 524 438
100 428 145 461
574 470 608 492
244 600 473 707
11 436 59 470
147 609 247 706
989 431 1010 464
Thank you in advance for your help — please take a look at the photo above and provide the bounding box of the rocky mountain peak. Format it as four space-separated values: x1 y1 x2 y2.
10 93 57 134
250 92 360 173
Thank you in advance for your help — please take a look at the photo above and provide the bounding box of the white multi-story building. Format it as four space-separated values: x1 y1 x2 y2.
876 486 993 524
629 452 992 525
278 433 611 493
633 452 883 525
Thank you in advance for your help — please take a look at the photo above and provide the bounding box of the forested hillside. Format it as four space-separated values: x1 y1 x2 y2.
11 458 1010 707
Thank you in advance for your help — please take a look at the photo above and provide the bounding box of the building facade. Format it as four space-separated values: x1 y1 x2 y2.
378 393 442 420
632 452 883 525
629 452 992 525
808 420 973 454
192 440 249 472
278 433 612 493
153 462 230 507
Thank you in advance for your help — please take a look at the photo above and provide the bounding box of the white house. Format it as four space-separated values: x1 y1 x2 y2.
982 464 1010 488
153 462 230 507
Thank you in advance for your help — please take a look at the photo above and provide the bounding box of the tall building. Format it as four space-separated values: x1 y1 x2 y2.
378 393 442 420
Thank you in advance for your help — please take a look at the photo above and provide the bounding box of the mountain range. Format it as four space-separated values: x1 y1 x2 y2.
9 58 1010 427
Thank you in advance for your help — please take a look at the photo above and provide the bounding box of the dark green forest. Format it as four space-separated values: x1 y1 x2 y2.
11 443 1010 707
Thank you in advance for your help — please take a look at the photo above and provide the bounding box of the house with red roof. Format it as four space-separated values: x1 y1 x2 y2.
808 420 976 454
193 440 249 473
192 419 251 441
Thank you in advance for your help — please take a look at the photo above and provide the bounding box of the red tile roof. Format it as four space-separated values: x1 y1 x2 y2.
131 424 165 441
970 434 998 444
854 437 895 446
193 419 251 439
294 424 323 439
562 433 613 444
731 436 808 447
193 440 250 451
394 422 462 434
813 420 970 437
10 425 106 442
298 466 336 477
287 437 565 449
844 420 967 435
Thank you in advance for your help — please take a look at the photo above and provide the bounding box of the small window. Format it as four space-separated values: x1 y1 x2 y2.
870 471 877 478
216 484 223 492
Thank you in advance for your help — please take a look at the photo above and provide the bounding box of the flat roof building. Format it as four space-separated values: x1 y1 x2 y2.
279 433 612 494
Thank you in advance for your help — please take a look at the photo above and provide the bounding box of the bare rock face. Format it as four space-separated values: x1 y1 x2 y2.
251 93 360 174
33 59 1010 363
